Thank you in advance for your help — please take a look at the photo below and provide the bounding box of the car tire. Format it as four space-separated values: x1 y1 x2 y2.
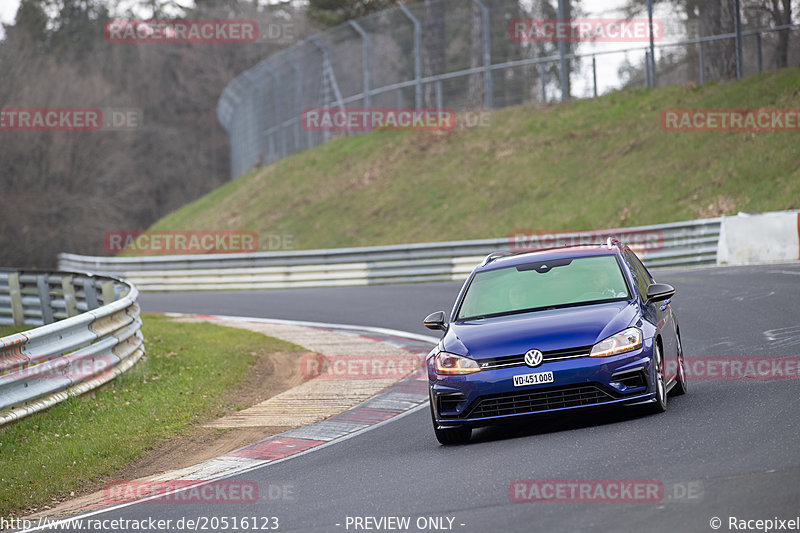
672 334 688 396
430 400 471 445
647 343 668 414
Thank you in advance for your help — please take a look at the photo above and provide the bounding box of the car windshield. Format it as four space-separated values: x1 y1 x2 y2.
457 254 630 321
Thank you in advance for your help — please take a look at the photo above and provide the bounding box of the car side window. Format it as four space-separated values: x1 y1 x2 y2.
630 250 654 285
623 250 649 301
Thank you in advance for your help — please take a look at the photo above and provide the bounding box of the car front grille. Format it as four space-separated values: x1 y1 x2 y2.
477 345 592 370
459 384 616 419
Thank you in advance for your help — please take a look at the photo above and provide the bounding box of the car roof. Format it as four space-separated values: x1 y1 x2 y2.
475 244 624 273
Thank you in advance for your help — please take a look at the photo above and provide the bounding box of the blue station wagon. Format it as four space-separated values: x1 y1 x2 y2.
424 240 687 444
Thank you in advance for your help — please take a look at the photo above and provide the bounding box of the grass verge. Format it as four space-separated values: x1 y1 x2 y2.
0 313 302 517
0 325 34 336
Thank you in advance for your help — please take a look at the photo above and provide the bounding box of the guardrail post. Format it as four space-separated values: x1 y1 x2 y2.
83 278 99 310
398 4 423 108
592 56 598 97
62 277 78 317
36 275 54 324
101 281 115 306
8 273 24 326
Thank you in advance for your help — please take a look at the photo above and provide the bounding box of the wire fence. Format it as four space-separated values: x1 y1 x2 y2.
217 0 799 179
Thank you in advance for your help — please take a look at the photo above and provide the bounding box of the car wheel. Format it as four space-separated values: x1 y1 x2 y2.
672 334 688 396
648 343 668 414
430 399 471 445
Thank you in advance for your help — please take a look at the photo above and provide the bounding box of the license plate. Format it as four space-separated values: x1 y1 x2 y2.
513 371 554 387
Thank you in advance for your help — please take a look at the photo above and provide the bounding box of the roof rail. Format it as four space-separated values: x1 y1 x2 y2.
481 251 513 266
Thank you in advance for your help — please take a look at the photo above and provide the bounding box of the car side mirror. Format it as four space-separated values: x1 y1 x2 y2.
645 283 676 305
424 311 447 331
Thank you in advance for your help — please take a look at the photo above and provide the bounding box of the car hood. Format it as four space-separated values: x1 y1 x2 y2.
441 300 640 359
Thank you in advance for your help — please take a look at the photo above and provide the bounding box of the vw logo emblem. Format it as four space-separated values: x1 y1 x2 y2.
524 349 543 368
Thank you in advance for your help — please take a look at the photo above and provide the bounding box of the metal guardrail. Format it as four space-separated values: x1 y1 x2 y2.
0 270 144 425
58 218 721 291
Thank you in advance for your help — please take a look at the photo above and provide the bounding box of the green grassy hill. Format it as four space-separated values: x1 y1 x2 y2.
152 68 800 250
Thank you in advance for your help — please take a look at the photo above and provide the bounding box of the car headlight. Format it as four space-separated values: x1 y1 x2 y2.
590 327 642 357
435 352 481 375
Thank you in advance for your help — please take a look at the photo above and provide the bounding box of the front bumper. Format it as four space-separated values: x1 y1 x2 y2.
429 344 657 429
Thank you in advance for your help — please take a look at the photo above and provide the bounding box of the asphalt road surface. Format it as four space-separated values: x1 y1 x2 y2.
46 263 800 533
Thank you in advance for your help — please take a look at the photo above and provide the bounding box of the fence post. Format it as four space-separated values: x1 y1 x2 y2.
647 0 657 87
539 63 547 103
349 21 371 109
734 0 744 78
592 56 598 97
398 4 423 108
62 276 78 317
310 37 345 112
557 0 569 101
101 281 115 306
755 32 763 73
645 51 652 87
699 41 705 85
294 62 303 151
83 278 99 310
264 66 282 157
473 0 493 109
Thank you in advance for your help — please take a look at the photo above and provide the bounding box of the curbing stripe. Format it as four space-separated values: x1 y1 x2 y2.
228 436 326 460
